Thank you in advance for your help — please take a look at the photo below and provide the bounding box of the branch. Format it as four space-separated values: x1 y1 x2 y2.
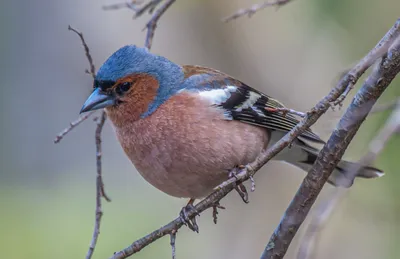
109 17 400 259
103 0 176 50
222 0 293 22
54 111 96 143
68 25 96 79
86 111 111 259
143 0 176 50
56 26 112 259
261 30 400 259
297 98 400 259
54 26 98 144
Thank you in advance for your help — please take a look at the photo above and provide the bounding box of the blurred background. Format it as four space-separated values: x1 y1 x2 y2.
1 0 399 258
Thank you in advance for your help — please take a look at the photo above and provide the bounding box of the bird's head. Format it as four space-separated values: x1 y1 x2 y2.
80 45 184 125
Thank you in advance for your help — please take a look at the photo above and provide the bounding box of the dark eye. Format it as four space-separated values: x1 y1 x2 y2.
116 82 132 95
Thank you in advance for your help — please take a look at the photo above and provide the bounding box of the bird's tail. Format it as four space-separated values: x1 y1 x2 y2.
292 149 384 188
274 137 385 188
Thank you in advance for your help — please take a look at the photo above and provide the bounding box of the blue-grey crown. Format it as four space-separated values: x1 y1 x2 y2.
97 45 185 117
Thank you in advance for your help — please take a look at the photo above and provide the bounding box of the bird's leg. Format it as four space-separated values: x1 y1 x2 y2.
212 202 226 224
179 198 199 233
230 165 250 203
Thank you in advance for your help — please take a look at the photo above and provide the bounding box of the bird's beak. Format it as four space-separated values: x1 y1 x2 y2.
80 88 116 113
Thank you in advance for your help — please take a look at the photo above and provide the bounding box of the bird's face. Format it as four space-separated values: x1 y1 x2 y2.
80 45 183 124
80 73 160 126
80 76 135 113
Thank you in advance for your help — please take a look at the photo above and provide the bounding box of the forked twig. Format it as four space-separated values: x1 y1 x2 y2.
54 111 96 143
222 0 293 22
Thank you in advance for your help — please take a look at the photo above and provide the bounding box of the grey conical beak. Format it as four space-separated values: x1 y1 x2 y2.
80 88 116 113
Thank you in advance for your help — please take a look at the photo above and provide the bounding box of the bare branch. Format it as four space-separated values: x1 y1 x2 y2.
109 17 400 259
102 1 145 11
86 111 111 259
103 0 176 50
58 25 112 259
54 111 96 143
261 33 400 259
143 0 176 50
297 99 400 259
333 22 400 106
68 25 96 79
222 0 293 23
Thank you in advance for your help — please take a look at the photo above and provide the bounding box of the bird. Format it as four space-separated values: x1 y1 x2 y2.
80 45 383 231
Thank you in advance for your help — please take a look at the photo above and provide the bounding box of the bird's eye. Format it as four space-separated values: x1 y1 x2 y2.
116 82 132 95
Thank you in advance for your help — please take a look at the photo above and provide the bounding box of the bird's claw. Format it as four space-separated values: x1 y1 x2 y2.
235 183 249 203
179 203 199 233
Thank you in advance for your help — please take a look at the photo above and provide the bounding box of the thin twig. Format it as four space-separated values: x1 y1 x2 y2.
86 111 111 259
222 0 293 22
261 33 400 259
54 111 96 143
143 0 176 50
333 23 400 106
297 100 400 259
102 0 144 11
110 17 400 259
54 26 98 144
103 0 176 50
68 25 96 79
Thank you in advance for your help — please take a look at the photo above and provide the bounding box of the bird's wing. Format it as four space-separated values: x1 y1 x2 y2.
181 65 325 144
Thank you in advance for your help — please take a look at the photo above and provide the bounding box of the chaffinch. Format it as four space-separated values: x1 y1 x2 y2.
80 45 383 231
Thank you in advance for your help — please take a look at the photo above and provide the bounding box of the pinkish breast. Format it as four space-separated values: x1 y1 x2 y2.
107 93 269 199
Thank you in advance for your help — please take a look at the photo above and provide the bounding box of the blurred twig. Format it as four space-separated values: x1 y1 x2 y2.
372 98 400 113
297 99 400 259
222 0 293 22
109 17 400 259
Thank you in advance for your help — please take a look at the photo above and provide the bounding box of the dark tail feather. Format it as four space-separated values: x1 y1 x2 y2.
294 151 384 188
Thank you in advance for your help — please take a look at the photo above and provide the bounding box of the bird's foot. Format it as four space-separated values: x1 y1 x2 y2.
229 164 245 179
230 165 249 203
212 202 225 224
179 202 199 233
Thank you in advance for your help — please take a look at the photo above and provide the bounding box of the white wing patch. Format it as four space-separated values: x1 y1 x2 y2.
235 91 261 111
198 86 237 105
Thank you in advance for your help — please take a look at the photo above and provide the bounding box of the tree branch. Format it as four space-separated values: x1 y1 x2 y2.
54 111 96 143
222 0 293 22
109 16 400 259
86 111 111 259
103 0 176 50
143 0 176 50
261 31 400 259
297 98 400 259
56 26 112 259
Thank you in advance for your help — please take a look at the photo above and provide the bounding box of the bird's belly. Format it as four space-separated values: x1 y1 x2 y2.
112 94 269 198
